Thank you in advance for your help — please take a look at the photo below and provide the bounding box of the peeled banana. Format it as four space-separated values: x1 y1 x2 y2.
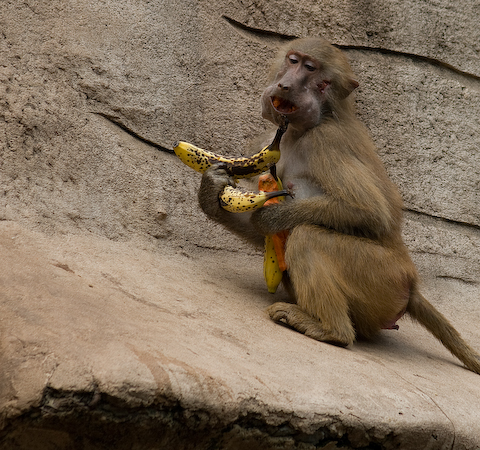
173 123 287 179
219 185 290 213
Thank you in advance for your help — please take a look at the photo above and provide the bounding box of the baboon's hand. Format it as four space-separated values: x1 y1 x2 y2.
198 164 235 219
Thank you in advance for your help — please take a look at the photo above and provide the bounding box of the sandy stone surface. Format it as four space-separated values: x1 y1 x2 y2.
1 0 480 448
1 221 480 449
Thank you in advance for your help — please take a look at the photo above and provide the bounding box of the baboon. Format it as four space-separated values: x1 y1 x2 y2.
198 37 480 374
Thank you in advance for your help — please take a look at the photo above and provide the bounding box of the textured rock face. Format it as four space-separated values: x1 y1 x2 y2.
1 1 480 449
2 221 480 450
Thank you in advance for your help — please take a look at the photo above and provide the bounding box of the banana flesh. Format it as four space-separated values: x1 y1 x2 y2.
219 185 290 213
173 123 287 179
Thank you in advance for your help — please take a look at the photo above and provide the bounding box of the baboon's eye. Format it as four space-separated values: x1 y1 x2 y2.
288 54 299 64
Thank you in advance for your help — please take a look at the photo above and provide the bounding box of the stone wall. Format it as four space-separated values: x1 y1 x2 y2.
1 1 479 276
1 1 480 448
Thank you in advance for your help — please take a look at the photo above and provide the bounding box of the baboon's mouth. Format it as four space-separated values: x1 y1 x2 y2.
271 96 298 114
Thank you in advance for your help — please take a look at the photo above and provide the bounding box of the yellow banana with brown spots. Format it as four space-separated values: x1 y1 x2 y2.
173 122 287 179
264 235 283 293
219 185 290 213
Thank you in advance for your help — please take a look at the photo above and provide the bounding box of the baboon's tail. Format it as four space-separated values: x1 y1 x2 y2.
406 288 480 375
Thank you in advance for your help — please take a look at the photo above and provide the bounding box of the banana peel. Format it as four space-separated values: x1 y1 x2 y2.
259 172 289 293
